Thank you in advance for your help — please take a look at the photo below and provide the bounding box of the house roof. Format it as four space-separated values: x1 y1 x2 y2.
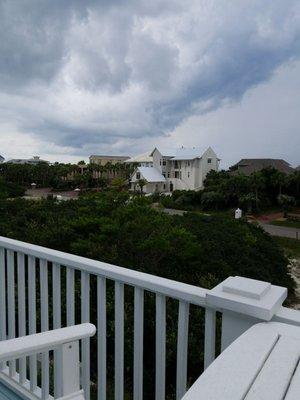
150 148 175 158
126 146 216 162
171 147 204 160
138 167 166 182
6 157 49 164
125 152 153 163
231 159 295 175
90 155 129 159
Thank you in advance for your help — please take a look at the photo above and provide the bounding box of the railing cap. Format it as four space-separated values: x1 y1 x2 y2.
206 276 287 321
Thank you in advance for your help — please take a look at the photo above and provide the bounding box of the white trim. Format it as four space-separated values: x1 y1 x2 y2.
0 324 96 363
0 237 208 306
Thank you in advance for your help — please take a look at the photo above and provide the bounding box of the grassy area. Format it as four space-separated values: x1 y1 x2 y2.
274 237 300 258
271 220 300 229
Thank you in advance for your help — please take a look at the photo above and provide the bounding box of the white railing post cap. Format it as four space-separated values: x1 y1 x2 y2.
206 276 287 321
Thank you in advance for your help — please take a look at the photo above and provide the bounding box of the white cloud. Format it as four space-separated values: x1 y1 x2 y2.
0 0 299 163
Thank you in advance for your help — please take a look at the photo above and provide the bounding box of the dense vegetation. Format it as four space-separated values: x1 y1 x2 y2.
0 161 134 195
0 191 294 398
161 167 300 212
0 177 25 198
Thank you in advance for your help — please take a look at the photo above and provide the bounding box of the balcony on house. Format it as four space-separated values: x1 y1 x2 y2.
0 236 300 400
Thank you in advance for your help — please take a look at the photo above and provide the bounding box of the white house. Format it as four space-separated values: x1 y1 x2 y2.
127 147 220 193
6 156 49 165
0 155 4 163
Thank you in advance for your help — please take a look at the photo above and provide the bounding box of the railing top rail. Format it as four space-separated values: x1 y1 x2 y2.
273 306 300 327
0 236 208 306
0 323 96 362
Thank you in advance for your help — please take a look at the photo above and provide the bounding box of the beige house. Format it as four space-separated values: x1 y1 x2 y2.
89 155 130 166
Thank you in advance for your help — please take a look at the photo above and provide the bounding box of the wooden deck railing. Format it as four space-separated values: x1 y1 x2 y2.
0 236 299 400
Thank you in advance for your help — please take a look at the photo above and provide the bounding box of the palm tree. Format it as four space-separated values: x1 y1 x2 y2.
137 179 147 194
111 177 128 191
271 171 286 196
290 171 300 197
250 172 265 211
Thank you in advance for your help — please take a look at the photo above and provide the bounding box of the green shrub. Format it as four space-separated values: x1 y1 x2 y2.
0 193 293 398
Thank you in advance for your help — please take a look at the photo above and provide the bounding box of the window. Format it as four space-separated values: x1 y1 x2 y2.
162 159 166 166
188 161 190 167
167 172 170 178
208 158 212 164
175 171 179 178
163 184 166 189
188 172 190 178
160 160 162 165
136 172 141 179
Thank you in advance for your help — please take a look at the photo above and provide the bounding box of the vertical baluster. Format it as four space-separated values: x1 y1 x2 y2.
155 294 166 400
66 267 75 326
53 263 62 398
176 301 189 400
40 259 49 400
97 277 106 400
115 282 124 400
134 287 144 400
81 271 90 400
17 252 26 384
0 248 7 372
7 250 16 378
204 308 216 369
28 255 37 393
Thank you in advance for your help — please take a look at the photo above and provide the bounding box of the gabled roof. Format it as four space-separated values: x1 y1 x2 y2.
150 148 175 158
171 147 204 161
231 159 295 175
137 167 166 183
126 146 216 162
125 152 153 163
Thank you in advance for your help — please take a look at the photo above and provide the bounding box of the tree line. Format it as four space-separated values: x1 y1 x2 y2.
0 161 134 195
161 167 300 212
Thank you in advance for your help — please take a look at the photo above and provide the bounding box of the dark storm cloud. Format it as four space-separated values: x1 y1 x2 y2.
0 0 300 152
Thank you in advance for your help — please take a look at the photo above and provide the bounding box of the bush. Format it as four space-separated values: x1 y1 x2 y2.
277 194 295 216
0 193 293 399
0 180 25 198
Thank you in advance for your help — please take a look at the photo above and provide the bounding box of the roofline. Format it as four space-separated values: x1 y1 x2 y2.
89 155 130 158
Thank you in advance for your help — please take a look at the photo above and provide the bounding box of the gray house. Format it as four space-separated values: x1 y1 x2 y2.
230 159 295 175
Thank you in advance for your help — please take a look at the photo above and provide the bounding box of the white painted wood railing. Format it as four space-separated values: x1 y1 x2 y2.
0 236 212 400
0 236 299 400
0 324 95 400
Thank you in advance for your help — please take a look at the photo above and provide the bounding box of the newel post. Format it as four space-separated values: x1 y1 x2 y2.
206 276 287 351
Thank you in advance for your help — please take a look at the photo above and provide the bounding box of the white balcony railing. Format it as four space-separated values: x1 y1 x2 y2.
0 235 299 400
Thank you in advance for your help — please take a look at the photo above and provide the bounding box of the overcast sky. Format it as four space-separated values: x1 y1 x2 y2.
0 0 299 168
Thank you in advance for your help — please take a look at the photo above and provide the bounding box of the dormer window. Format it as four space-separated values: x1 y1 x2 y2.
208 158 212 164
136 172 141 179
